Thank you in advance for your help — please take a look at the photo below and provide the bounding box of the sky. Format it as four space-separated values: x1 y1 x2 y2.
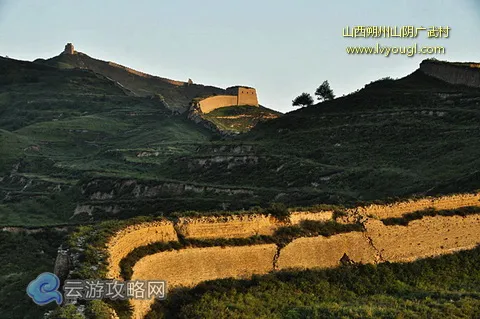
1 0 480 113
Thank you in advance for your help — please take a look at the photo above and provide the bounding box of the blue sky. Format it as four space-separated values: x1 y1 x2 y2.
1 0 479 113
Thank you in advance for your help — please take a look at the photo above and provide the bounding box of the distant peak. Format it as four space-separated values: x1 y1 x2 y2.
63 43 75 55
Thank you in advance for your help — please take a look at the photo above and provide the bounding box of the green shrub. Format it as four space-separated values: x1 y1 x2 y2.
85 300 112 319
49 305 84 319
266 202 290 221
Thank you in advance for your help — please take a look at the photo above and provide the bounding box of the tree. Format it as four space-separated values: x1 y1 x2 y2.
315 80 335 101
292 93 314 108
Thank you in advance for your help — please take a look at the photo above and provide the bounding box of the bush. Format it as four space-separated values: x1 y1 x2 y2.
85 300 112 319
266 202 290 221
48 305 84 319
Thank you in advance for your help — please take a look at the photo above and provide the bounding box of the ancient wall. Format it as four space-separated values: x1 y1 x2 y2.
365 214 480 262
176 214 281 239
104 211 334 281
419 60 480 88
127 213 480 318
198 95 238 113
237 87 259 106
277 231 378 270
350 192 480 219
107 62 185 86
131 244 277 318
289 211 334 224
106 221 178 279
176 211 334 239
103 192 480 318
196 87 259 113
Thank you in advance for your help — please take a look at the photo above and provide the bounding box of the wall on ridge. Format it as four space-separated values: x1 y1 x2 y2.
128 213 480 318
106 221 178 279
107 62 185 86
176 214 281 239
419 60 480 88
349 193 480 219
176 211 333 239
237 87 259 106
197 95 238 113
365 214 480 262
104 193 480 280
131 244 277 319
277 231 377 270
289 211 334 224
105 211 334 280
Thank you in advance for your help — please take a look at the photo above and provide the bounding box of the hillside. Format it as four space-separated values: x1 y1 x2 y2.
33 45 281 133
2 54 480 319
2 57 480 228
0 56 214 226
35 51 224 113
200 105 281 133
242 69 480 199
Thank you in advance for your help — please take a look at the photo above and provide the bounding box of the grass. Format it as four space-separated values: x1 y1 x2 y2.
202 105 281 133
2 54 480 318
0 230 66 319
3 57 480 227
1 56 480 224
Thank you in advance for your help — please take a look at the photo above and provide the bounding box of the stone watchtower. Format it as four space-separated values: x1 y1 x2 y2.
63 43 75 55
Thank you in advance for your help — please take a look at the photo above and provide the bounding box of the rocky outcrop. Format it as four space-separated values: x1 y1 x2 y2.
53 246 71 283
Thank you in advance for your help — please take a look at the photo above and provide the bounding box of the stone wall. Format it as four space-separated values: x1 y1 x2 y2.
349 192 480 219
107 62 185 86
106 221 178 279
103 192 480 318
176 214 281 239
277 231 377 269
197 95 238 113
237 87 259 106
131 244 277 318
365 214 480 262
196 86 259 113
419 60 480 88
127 213 480 318
175 211 335 239
289 211 334 224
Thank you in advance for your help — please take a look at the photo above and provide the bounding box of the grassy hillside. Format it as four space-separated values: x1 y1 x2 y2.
148 245 480 319
2 54 480 319
0 230 66 319
202 105 281 133
35 52 226 113
0 57 216 226
34 51 282 133
2 56 480 228
241 71 480 200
